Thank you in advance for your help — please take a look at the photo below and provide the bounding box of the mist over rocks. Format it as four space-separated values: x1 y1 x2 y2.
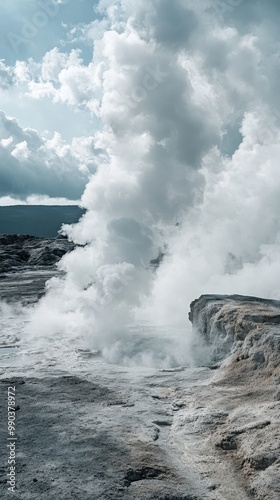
1 279 280 498
12 0 280 361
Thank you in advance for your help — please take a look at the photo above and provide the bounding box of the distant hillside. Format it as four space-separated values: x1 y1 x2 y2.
0 205 85 238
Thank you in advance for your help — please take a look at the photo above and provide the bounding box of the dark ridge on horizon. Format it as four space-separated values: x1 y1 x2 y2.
0 205 85 238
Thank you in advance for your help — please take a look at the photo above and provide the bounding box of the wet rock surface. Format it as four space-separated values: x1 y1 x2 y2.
0 234 75 274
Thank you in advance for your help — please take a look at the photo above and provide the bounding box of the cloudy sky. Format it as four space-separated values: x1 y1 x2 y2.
1 0 279 207
11 0 280 366
0 0 102 205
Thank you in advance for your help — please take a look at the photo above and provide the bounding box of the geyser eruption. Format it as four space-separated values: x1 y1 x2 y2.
26 0 280 367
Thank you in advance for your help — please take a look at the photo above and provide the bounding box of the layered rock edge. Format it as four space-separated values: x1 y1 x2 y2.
176 294 280 499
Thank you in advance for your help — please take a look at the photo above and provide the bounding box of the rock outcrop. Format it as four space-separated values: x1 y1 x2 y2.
0 234 75 274
184 295 280 499
189 294 280 380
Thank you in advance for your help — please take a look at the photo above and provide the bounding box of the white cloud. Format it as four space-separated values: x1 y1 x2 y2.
14 61 29 83
0 110 98 199
0 195 80 206
25 48 102 115
11 140 30 159
0 60 14 89
0 136 13 147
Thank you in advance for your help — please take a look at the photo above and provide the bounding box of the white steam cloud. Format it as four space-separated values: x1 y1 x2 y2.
25 0 280 367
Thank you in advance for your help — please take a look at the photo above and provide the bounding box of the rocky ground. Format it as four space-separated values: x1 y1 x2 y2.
0 234 75 275
0 250 279 499
0 370 213 500
0 234 75 304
